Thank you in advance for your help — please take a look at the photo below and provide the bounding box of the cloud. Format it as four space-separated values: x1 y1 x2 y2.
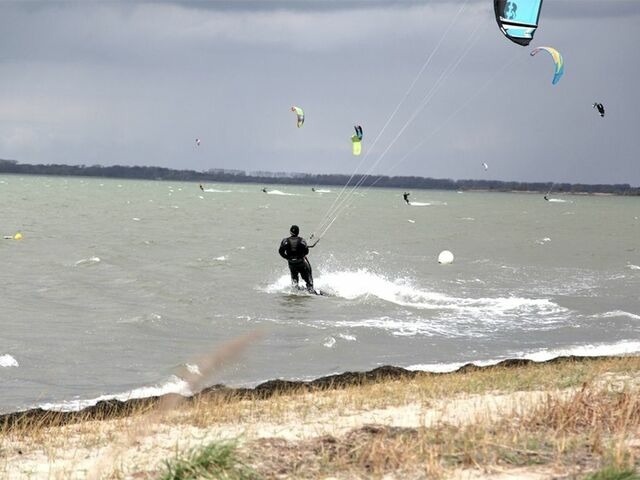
0 0 638 184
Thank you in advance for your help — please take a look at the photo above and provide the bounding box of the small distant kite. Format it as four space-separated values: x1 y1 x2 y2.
291 106 304 128
195 138 201 146
354 125 363 140
592 102 605 118
530 46 564 85
482 162 489 171
351 125 363 156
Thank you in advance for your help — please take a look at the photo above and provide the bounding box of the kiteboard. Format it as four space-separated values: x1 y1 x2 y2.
290 285 327 296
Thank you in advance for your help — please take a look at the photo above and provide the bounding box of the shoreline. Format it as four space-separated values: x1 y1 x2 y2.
0 353 632 428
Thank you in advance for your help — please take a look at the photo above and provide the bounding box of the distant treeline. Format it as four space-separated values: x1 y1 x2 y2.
0 159 638 195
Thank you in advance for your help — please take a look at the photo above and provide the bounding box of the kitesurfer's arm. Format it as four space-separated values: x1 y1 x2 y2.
299 239 310 256
278 239 289 260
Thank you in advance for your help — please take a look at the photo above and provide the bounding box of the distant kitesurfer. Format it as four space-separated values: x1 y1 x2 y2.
262 187 268 193
403 192 411 205
593 102 605 118
199 184 204 191
279 225 315 294
311 187 316 192
544 195 549 201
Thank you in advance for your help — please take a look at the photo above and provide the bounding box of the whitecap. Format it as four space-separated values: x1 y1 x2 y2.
323 337 336 348
338 334 357 342
214 256 227 261
203 188 232 193
74 256 101 266
407 219 416 223
0 354 18 368
597 310 640 321
132 217 141 221
117 313 162 324
626 264 640 271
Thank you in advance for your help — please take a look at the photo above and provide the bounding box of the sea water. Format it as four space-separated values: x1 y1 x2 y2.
1 175 639 413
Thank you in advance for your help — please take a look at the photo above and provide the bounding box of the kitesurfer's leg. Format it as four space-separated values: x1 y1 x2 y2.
288 263 300 288
301 258 314 292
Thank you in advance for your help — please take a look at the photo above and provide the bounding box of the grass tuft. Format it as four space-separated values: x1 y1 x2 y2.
160 441 259 480
583 466 640 480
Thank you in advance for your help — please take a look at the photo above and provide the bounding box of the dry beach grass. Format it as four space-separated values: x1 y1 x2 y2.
1 355 639 479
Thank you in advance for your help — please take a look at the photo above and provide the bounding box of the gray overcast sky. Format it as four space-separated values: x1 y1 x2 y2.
1 0 639 185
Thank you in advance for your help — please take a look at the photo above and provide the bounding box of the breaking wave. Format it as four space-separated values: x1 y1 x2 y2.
407 340 640 372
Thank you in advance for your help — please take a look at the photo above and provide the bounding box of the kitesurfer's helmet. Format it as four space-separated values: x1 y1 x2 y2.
290 225 299 236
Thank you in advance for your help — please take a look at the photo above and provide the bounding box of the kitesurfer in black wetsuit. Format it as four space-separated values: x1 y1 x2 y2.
262 187 268 193
403 192 410 205
593 102 605 118
279 225 315 293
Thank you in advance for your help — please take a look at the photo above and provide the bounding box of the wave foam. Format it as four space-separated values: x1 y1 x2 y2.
408 340 640 372
37 375 192 412
266 190 298 196
0 354 18 368
204 188 231 193
266 269 566 326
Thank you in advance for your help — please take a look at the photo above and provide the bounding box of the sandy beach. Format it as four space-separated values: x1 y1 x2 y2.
1 355 639 479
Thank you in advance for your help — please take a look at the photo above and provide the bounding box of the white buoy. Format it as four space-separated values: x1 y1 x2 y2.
438 250 454 264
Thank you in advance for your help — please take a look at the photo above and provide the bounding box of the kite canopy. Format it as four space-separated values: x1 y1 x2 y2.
291 106 304 128
351 125 363 155
494 0 543 46
351 135 362 156
530 46 564 85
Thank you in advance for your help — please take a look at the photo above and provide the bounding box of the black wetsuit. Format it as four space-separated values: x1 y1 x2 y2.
403 193 410 204
279 235 314 292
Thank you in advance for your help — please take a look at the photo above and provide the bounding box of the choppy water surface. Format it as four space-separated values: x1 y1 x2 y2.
1 175 639 413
